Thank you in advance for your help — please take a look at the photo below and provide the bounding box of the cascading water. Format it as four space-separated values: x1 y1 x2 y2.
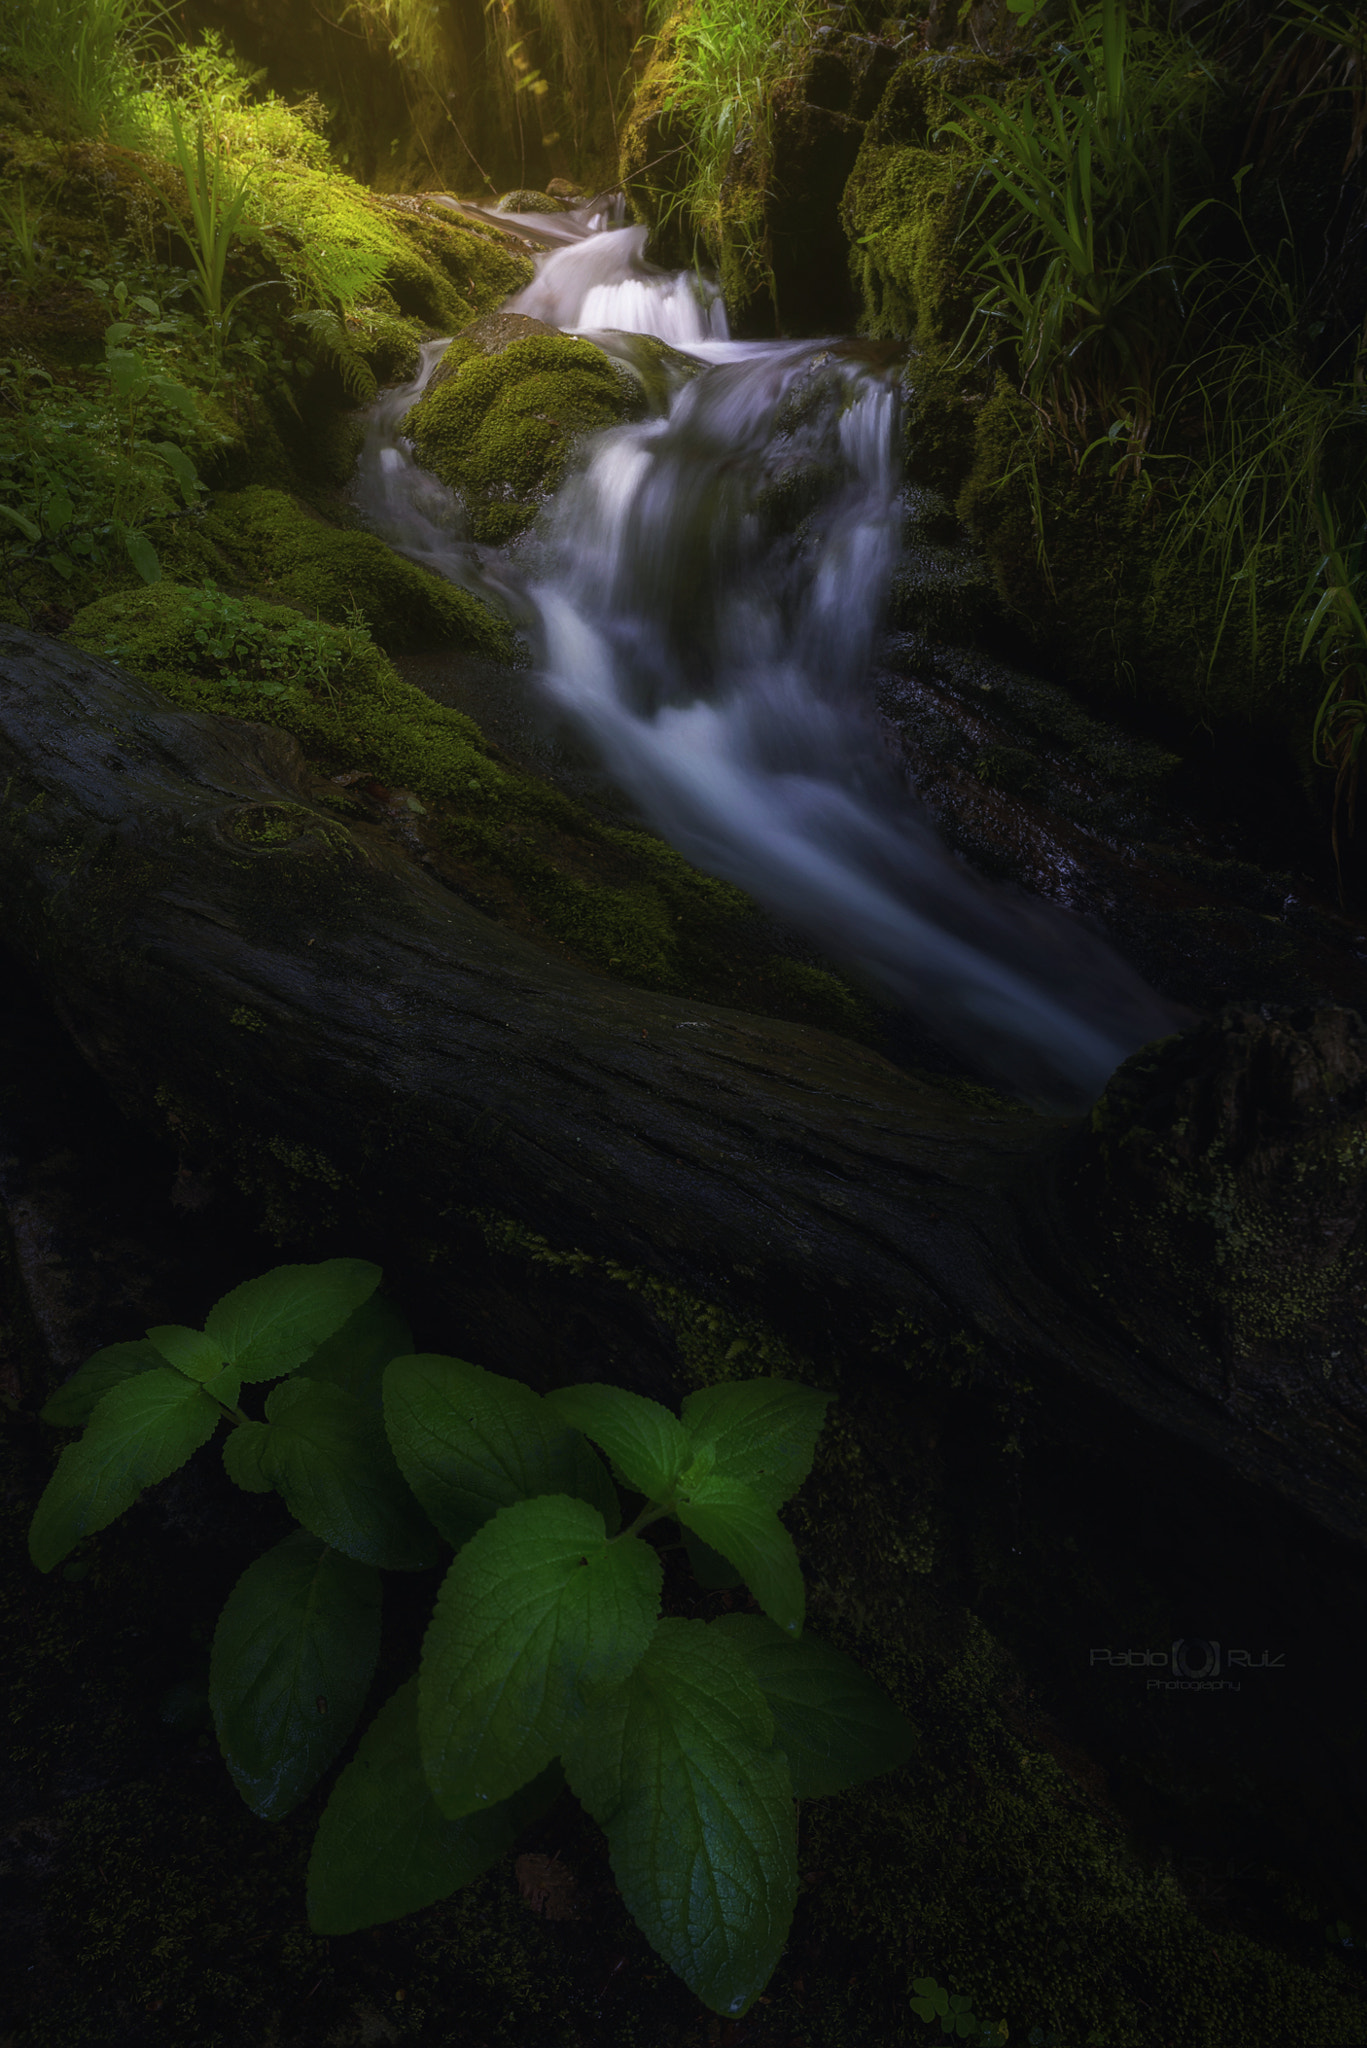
351 209 1181 1107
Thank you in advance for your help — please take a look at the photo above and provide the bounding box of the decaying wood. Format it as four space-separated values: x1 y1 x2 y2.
1 625 1363 1546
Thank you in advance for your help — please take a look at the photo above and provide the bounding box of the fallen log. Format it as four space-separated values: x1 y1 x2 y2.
1 623 1364 1548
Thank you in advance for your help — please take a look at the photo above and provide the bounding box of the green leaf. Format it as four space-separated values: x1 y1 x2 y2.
210 1530 381 1819
300 1293 413 1412
39 1340 163 1428
682 1527 743 1591
679 1380 833 1508
122 529 161 584
674 1475 805 1636
0 502 42 542
28 1368 222 1571
256 1378 441 1570
307 1677 565 1935
204 1260 382 1382
709 1613 918 1797
223 1418 273 1493
145 1323 228 1382
560 1618 797 2018
419 1494 661 1819
541 1383 694 1504
149 438 201 505
384 1353 620 1550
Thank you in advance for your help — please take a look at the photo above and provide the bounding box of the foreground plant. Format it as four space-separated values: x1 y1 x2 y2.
28 1260 915 2017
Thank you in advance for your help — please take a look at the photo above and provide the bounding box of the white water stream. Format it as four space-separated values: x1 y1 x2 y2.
352 209 1180 1106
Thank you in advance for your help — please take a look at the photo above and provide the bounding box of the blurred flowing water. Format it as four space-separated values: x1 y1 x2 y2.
352 208 1181 1106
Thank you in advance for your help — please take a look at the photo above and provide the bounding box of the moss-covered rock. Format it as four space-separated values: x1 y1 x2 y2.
60 579 875 1035
401 332 645 543
159 487 513 660
495 188 570 214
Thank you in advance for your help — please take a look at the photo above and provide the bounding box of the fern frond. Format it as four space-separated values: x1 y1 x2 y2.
290 308 378 404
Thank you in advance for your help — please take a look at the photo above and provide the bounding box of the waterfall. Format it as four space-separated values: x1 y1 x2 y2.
352 219 1181 1107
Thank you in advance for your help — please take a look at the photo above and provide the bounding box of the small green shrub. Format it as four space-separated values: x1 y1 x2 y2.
28 1258 917 2019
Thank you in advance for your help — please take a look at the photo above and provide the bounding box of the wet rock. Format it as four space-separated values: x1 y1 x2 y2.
1064 1005 1367 1418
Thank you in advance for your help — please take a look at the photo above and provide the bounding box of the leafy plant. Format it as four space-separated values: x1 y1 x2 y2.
0 182 47 294
0 346 202 600
910 1976 1009 2042
289 308 379 404
28 1260 917 2018
155 107 280 360
646 0 835 292
942 0 1220 467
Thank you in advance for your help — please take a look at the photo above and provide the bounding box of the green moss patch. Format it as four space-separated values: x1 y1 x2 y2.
61 579 876 1035
402 333 645 543
160 487 513 661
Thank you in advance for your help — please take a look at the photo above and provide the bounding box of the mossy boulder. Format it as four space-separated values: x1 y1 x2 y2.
59 581 869 1027
495 189 570 214
401 332 645 543
160 487 513 660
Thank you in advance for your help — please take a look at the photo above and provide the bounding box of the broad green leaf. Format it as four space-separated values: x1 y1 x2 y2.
40 1341 162 1428
122 528 161 584
145 1323 228 1382
709 1613 918 1798
149 439 200 504
204 1260 381 1382
384 1353 620 1550
201 1364 243 1408
680 1381 832 1508
28 1368 222 1572
675 1475 805 1636
307 1676 565 1935
541 1383 693 1505
210 1530 381 1819
683 1528 743 1591
223 1418 273 1492
257 1378 441 1570
560 1617 797 2019
420 1494 661 1820
0 501 41 542
301 1294 414 1412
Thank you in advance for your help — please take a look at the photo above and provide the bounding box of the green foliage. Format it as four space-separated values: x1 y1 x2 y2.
942 0 1222 465
0 178 45 292
1300 489 1367 894
911 1975 1008 2042
28 1259 915 2018
98 579 380 708
0 324 206 606
644 0 835 282
209 1531 381 1818
0 0 167 140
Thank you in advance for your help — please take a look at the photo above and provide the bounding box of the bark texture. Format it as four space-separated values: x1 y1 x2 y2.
2 625 1364 1546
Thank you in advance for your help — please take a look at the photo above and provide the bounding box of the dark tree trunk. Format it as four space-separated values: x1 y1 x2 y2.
2 626 1364 1547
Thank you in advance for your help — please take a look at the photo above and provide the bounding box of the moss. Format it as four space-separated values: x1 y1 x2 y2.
842 51 1013 351
161 487 513 660
955 376 1314 730
402 334 645 543
58 580 874 1030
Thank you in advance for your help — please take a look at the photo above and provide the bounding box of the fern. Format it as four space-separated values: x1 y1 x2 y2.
290 308 378 404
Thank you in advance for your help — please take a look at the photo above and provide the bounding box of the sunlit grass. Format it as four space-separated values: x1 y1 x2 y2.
644 0 835 277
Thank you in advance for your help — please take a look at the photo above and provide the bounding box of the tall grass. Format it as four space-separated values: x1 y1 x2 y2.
0 0 174 139
645 0 834 270
1301 491 1367 898
942 0 1221 470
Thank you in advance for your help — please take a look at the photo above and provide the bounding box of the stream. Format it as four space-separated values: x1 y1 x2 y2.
352 206 1189 1106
